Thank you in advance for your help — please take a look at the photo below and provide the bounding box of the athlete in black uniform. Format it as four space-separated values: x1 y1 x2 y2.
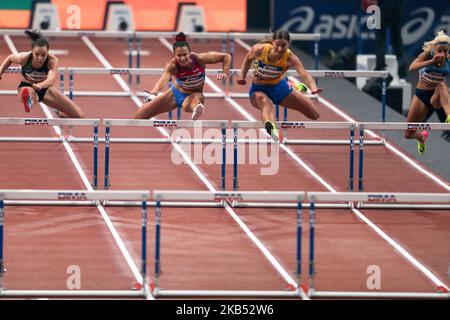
0 30 84 118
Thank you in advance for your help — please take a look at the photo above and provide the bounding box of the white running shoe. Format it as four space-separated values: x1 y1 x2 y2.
191 103 204 120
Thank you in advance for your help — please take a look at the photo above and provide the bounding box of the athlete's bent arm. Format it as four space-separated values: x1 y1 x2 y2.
409 52 435 72
197 51 231 80
148 61 175 95
34 56 58 90
0 53 28 79
289 54 319 93
237 45 260 84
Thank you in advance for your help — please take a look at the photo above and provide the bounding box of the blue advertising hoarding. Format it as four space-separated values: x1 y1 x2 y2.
275 0 450 58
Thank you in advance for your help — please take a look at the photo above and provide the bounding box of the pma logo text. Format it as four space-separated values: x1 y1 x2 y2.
281 122 305 129
325 72 345 78
154 121 178 127
110 69 130 75
407 124 431 130
214 193 243 202
368 194 397 203
58 192 88 201
25 119 49 125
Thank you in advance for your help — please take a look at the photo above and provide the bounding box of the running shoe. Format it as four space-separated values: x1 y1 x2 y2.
191 103 204 120
441 130 450 142
295 82 309 93
418 131 429 155
264 120 279 142
20 87 34 112
446 115 450 123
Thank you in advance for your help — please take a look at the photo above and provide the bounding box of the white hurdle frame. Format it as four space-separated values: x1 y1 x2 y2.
231 121 358 192
357 122 450 192
151 190 450 299
231 120 450 198
0 189 150 298
102 119 228 190
0 118 101 189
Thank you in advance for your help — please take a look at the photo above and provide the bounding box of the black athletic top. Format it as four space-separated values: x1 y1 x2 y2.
21 52 49 83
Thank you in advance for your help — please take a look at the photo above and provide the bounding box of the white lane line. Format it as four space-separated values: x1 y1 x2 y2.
351 207 448 288
6 35 153 299
221 39 450 290
81 36 131 92
85 36 301 290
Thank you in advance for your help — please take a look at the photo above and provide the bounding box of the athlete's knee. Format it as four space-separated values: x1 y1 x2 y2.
310 110 320 120
134 109 146 119
437 81 446 88
306 99 320 120
404 129 415 139
437 81 448 93
253 92 269 104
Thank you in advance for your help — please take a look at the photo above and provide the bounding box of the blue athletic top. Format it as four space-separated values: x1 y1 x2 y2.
419 52 449 86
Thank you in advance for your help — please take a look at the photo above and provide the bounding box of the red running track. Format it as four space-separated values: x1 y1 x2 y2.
0 35 449 296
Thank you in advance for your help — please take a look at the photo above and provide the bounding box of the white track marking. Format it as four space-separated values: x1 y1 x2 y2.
84 36 302 290
6 36 153 299
351 207 448 288
81 36 131 92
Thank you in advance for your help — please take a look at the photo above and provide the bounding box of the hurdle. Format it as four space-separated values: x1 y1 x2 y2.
357 122 450 192
102 119 228 190
0 189 151 298
231 120 358 192
305 191 450 299
151 190 310 299
150 190 450 299
2 67 388 124
0 118 100 189
45 67 388 124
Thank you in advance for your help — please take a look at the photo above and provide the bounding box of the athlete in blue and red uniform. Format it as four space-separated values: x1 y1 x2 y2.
0 29 84 118
135 32 231 120
406 31 450 154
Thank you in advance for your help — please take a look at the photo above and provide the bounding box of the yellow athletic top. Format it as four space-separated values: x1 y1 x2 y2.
253 44 292 85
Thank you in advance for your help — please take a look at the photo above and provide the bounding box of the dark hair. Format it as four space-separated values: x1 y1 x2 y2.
172 32 190 52
24 29 49 49
273 30 290 42
259 30 291 44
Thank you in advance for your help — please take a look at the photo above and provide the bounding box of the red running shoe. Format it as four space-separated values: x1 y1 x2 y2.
20 87 34 112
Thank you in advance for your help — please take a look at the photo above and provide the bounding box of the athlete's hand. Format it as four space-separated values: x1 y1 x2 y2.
432 55 445 67
143 89 158 102
32 83 42 91
310 88 323 94
236 79 246 85
217 71 228 81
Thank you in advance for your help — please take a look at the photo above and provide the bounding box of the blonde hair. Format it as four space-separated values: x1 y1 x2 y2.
423 30 450 53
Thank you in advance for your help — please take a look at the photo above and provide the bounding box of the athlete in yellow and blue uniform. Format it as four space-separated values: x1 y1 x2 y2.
237 30 322 140
406 30 450 154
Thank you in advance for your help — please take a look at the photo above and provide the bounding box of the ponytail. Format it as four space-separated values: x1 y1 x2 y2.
24 29 49 49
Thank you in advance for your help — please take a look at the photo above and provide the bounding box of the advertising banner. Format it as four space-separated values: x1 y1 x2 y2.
275 0 450 57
